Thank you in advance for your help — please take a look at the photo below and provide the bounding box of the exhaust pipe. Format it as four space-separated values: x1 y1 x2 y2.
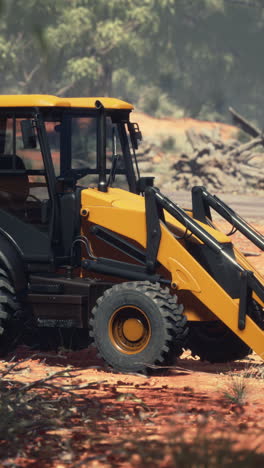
95 100 107 192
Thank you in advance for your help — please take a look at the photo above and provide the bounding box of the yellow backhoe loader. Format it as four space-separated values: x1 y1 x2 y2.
0 95 263 372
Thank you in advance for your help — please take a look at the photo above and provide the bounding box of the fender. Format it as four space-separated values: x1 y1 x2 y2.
0 228 27 293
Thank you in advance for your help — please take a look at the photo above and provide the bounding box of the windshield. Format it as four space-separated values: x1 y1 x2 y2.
44 111 138 191
71 116 126 184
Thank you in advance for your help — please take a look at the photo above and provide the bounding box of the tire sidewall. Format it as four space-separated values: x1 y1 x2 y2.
93 287 170 372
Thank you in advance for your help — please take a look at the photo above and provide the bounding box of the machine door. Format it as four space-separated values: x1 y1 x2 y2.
0 114 53 263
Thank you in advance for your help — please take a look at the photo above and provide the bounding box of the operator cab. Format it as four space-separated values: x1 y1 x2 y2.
0 95 142 271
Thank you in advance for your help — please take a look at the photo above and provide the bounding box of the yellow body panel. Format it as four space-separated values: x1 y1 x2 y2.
81 187 264 360
0 95 133 110
82 187 232 244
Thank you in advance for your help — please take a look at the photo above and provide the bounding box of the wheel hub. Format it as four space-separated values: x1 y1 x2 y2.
109 305 151 354
123 318 144 341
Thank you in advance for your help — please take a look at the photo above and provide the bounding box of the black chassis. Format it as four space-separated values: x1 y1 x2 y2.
0 105 139 328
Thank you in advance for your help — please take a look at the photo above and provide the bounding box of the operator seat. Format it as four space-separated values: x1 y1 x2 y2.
0 154 52 264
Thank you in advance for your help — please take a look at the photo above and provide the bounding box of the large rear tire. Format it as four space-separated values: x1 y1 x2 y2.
0 267 24 356
89 281 188 373
187 301 264 363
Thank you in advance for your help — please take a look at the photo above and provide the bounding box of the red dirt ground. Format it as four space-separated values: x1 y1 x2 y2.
133 112 238 140
0 348 263 467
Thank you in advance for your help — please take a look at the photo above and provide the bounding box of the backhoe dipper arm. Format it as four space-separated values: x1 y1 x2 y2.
145 187 264 326
80 185 264 359
192 186 264 251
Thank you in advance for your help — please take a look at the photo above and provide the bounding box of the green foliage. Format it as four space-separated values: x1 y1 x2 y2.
0 0 264 125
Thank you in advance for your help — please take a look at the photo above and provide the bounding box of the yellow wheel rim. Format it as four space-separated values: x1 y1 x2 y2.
109 306 151 354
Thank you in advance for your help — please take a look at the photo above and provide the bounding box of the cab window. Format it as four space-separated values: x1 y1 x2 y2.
0 115 50 226
71 115 128 189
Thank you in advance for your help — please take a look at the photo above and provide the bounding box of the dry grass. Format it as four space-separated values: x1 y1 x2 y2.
221 356 264 406
222 374 248 405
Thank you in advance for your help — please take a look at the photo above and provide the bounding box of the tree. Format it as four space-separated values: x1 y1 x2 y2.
0 0 160 96
0 0 264 126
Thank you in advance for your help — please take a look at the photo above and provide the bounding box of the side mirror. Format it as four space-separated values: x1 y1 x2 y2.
128 122 142 150
21 120 37 149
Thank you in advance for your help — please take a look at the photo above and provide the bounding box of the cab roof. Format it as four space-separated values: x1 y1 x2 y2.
0 95 134 110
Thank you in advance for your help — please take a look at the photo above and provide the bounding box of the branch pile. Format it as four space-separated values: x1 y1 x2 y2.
171 128 264 193
0 355 105 464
